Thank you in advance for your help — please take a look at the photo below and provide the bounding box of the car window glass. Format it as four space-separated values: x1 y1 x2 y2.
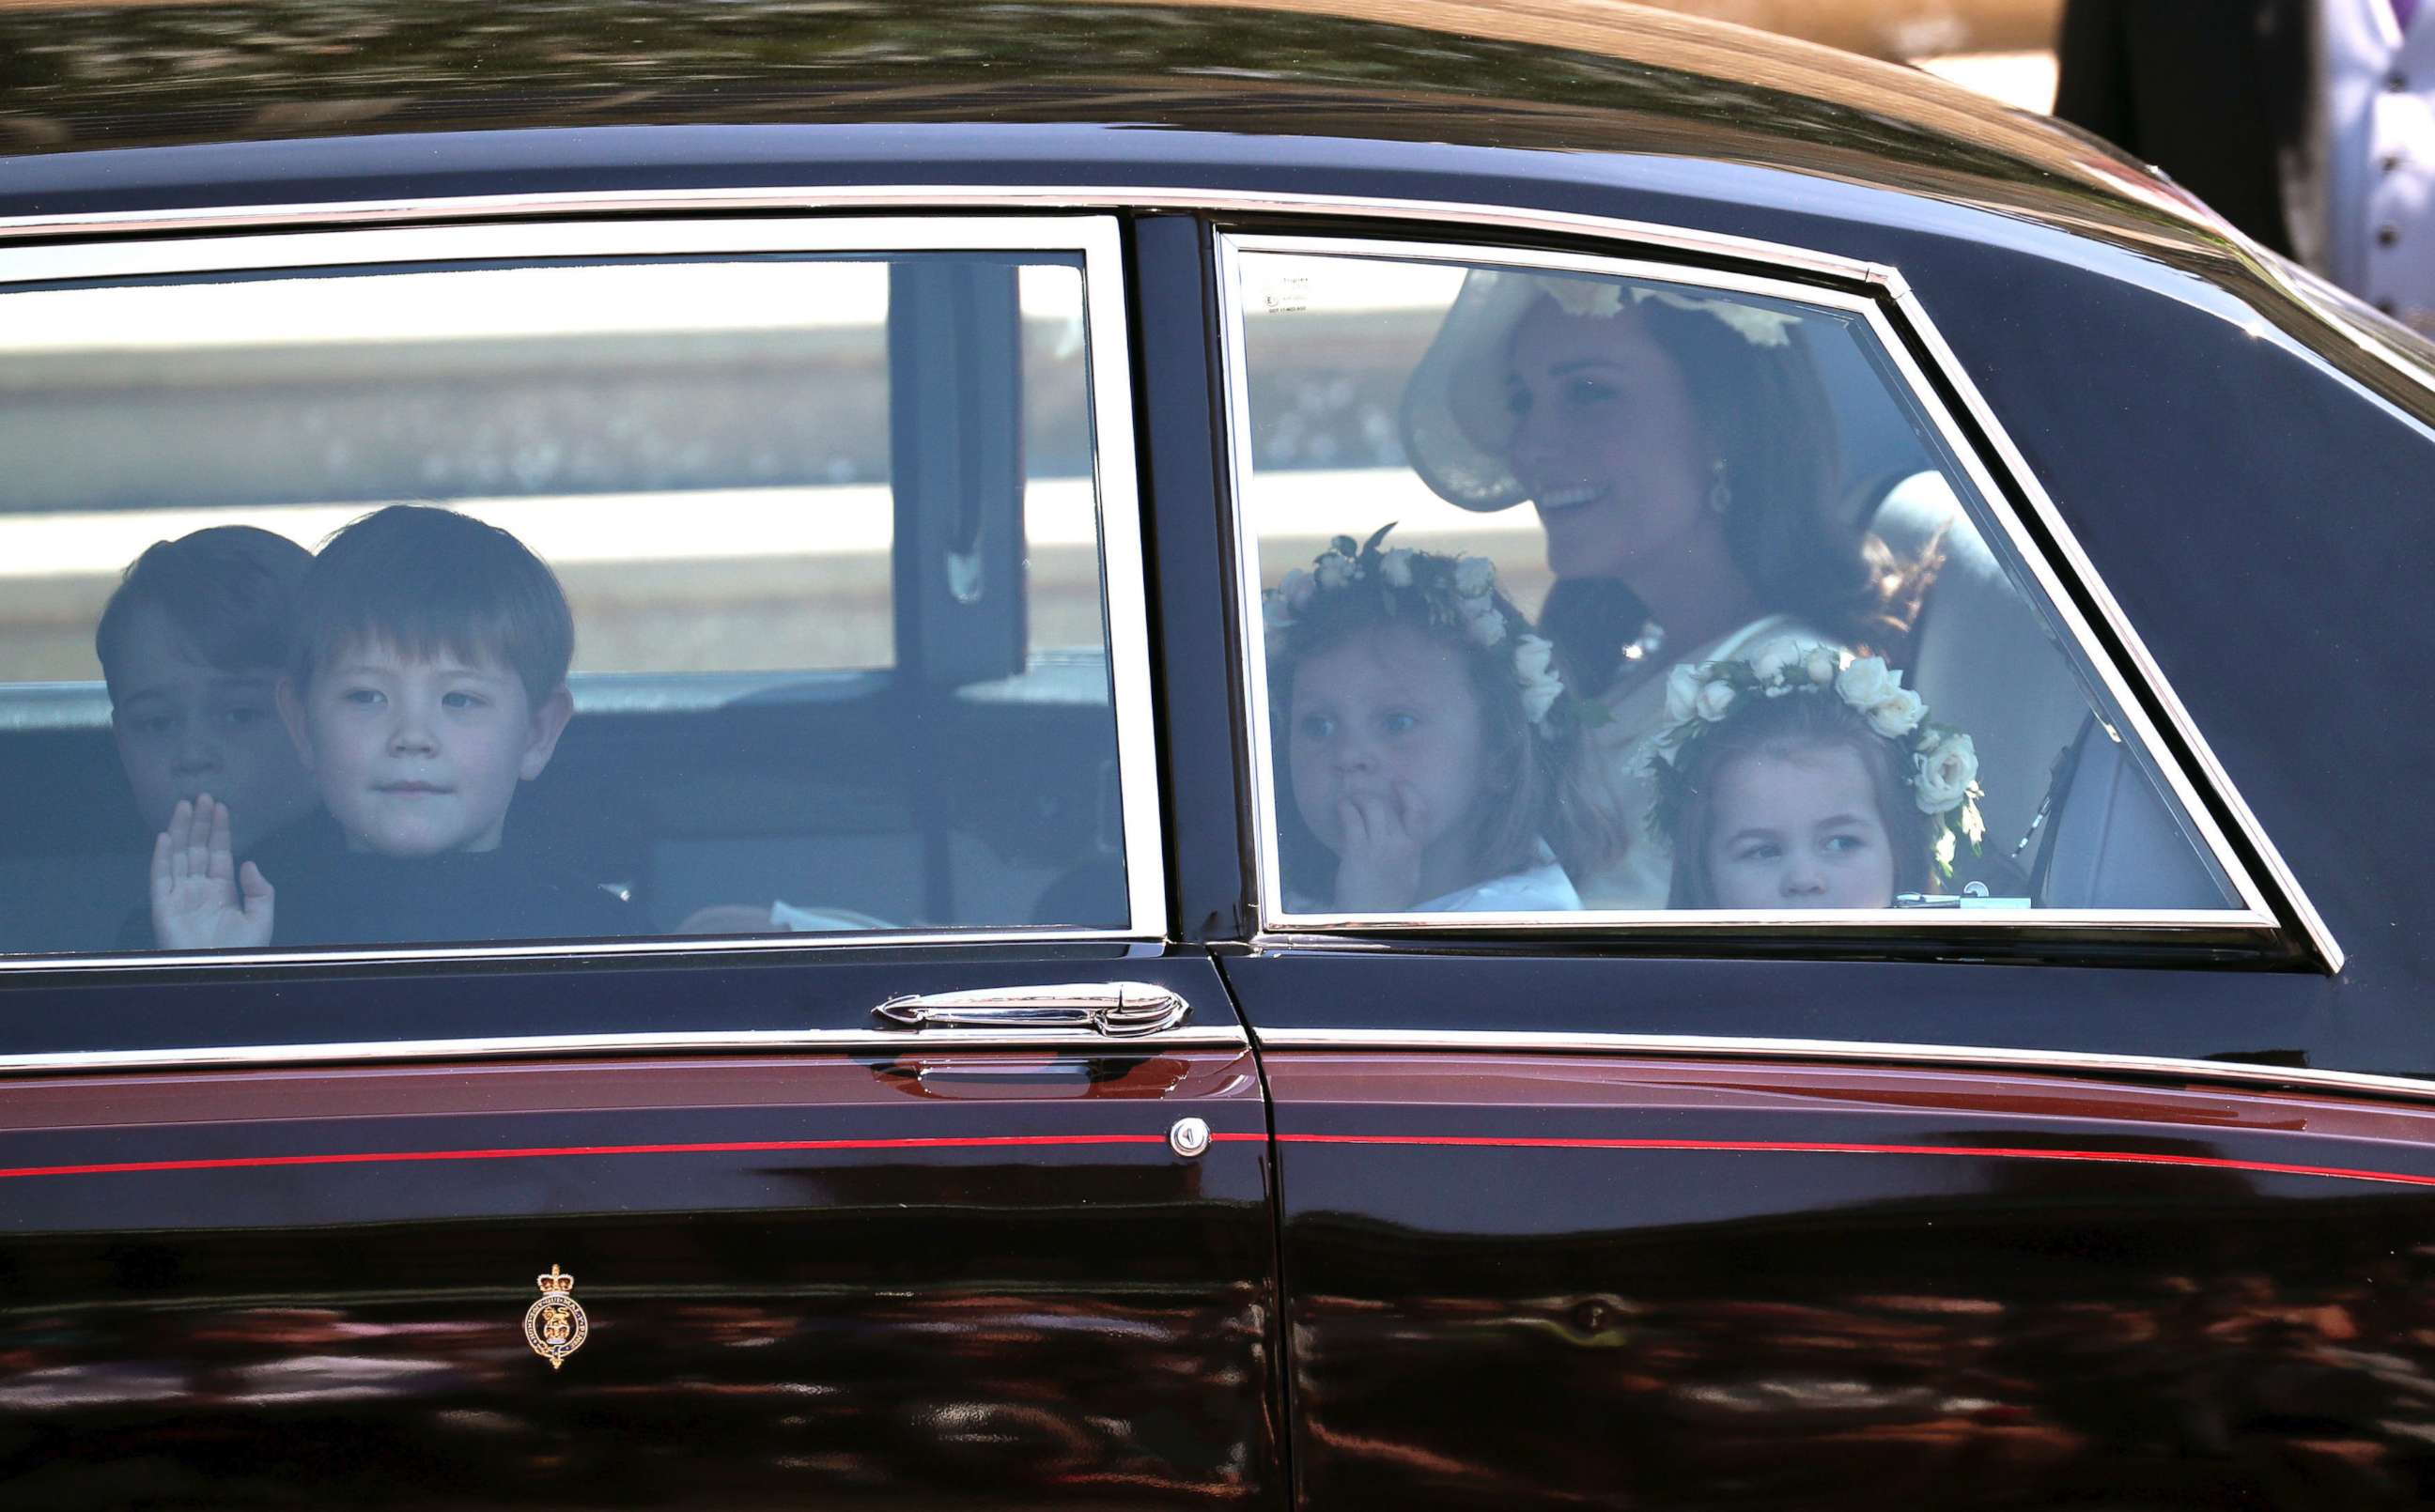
0 251 1130 956
1230 246 2245 919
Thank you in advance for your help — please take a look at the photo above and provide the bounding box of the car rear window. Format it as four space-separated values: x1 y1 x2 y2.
0 224 1154 958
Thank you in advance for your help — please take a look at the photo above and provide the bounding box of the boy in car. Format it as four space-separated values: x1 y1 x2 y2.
149 505 628 948
98 526 320 871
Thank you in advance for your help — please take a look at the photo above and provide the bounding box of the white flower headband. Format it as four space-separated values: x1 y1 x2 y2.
1647 639 1986 875
1263 527 1565 734
1537 275 1801 348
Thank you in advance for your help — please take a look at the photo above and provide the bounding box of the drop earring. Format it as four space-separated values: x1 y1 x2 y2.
1708 458 1731 516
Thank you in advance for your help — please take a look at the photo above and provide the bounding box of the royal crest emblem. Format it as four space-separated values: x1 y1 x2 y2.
523 1265 589 1370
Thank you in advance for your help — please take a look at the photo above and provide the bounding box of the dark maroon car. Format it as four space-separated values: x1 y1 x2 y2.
0 3 2428 1508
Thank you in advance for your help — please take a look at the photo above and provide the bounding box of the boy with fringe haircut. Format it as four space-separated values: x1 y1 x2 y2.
150 505 628 948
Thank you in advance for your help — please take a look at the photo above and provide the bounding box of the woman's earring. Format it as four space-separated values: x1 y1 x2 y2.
1708 459 1731 516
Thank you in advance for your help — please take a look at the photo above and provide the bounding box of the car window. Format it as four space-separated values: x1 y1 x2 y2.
1224 240 2254 923
0 228 1149 957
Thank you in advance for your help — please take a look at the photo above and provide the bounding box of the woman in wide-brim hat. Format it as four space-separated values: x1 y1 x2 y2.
1400 267 1922 909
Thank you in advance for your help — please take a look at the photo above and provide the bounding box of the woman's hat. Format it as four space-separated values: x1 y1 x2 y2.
1398 270 1549 514
1398 268 1805 514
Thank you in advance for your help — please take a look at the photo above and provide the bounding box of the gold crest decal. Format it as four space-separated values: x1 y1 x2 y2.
523 1265 589 1370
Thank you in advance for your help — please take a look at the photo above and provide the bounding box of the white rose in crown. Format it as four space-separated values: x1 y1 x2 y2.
1866 687 1926 738
1380 548 1417 587
1748 638 1800 685
1914 731 1978 814
1280 568 1315 610
1542 277 1624 319
1513 636 1562 724
1313 552 1356 591
1463 600 1507 647
1806 646 1842 685
1834 655 1895 708
1665 663 1706 724
1262 592 1296 653
1453 556 1496 597
1711 303 1798 348
1695 679 1738 722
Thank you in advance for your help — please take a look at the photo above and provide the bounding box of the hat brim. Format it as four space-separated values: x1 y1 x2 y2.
1398 270 1543 513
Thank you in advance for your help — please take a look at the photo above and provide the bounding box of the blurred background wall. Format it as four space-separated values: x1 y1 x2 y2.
1634 0 2061 110
1629 0 2056 57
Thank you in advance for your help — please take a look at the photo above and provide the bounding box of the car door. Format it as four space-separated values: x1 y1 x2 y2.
0 212 1282 1509
1209 222 2435 1508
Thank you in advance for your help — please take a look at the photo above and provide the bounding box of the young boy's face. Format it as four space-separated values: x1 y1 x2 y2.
283 638 571 857
111 603 317 856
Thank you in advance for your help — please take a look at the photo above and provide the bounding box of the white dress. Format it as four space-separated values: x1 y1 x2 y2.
1288 840 1580 914
1574 613 1842 911
1413 841 1579 913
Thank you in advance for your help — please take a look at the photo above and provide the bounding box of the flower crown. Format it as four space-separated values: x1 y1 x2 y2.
1646 640 1986 875
1263 526 1565 734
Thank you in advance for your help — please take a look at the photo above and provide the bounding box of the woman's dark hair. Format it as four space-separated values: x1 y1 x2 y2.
1535 300 1931 696
1662 689 1934 909
1268 536 1622 905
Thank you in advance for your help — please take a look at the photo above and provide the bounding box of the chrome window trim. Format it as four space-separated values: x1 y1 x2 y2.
1253 1026 2434 1104
1215 230 2304 955
0 213 1170 971
0 186 1898 288
1853 288 2275 919
5 927 1156 975
1248 909 2266 936
1881 276 2345 974
0 1025 1249 1076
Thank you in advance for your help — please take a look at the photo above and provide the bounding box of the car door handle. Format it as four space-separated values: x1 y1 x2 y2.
871 981 1189 1038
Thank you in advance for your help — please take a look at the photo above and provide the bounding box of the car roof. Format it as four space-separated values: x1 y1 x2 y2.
0 0 2224 251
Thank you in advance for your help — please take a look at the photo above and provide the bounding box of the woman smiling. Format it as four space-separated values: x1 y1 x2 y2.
1401 268 1931 908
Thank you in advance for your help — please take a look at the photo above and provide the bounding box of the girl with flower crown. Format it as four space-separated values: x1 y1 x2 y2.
1264 528 1622 913
1400 269 1934 908
1648 639 1985 910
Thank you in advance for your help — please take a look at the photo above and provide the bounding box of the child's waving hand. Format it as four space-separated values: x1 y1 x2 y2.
150 795 274 949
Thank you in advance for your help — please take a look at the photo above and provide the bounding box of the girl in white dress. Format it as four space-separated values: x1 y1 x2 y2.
1645 640 1986 910
1264 530 1621 915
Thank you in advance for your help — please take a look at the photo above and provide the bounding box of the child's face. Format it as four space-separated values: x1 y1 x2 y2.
282 639 570 857
110 603 317 855
1702 744 1897 910
1287 621 1490 864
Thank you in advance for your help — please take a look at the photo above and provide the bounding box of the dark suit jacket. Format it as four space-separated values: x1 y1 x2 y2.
2055 0 2325 267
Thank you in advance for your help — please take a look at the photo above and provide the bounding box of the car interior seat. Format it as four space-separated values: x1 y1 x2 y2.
1869 471 2089 872
1869 471 2233 912
2028 715 2232 910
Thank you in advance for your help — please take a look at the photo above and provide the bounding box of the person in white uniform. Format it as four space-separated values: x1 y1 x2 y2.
2060 0 2435 330
2323 0 2435 327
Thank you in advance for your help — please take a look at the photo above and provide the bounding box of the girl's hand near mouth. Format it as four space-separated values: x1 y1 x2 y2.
1331 781 1430 912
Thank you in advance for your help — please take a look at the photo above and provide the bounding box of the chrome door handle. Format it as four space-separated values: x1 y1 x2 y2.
872 981 1189 1038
